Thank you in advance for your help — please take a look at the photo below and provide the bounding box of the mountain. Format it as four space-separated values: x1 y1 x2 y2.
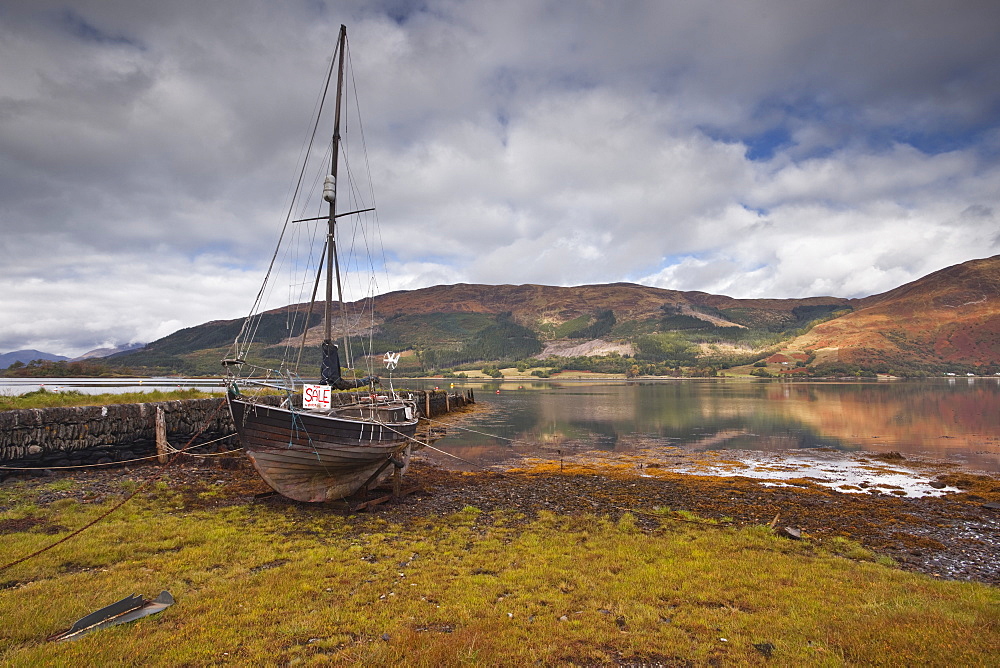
107 255 999 376
72 342 145 361
772 255 1000 374
110 282 855 375
367 282 855 330
0 350 68 369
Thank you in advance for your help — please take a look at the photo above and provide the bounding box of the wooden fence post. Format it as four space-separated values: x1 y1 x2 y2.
155 407 168 464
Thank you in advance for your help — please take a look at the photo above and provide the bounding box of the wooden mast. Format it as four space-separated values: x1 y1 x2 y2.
325 25 350 359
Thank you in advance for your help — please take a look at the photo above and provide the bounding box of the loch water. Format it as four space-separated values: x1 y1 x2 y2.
415 378 1000 473
3 376 998 474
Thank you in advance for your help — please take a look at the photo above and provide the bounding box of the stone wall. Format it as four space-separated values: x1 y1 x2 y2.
0 389 473 476
0 397 264 474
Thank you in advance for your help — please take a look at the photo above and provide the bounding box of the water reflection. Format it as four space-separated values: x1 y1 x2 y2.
4 377 996 472
417 379 1000 472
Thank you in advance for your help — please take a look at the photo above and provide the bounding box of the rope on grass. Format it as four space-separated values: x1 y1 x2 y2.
0 433 240 471
0 398 229 575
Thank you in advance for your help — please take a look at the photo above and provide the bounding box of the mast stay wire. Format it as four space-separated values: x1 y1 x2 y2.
273 128 335 371
343 41 390 381
338 162 379 377
332 38 385 380
240 33 390 383
348 44 395 331
279 155 331 372
281 135 339 372
232 39 342 363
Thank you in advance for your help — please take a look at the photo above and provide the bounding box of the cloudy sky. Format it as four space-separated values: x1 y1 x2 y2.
2 0 999 357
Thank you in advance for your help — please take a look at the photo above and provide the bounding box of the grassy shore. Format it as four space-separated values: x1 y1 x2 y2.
1 461 997 666
0 388 222 412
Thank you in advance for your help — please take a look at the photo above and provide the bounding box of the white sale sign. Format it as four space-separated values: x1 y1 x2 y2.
303 384 331 409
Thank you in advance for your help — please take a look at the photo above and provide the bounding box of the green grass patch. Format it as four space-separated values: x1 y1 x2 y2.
0 388 222 411
0 486 996 665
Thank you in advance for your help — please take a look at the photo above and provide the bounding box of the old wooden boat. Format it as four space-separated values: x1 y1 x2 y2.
227 386 417 502
224 24 419 502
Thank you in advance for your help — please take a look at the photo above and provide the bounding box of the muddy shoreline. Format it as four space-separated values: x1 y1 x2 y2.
3 449 998 587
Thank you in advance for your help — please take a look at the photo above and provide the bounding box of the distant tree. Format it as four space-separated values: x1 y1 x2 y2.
482 364 503 378
3 358 116 378
635 333 699 365
568 310 616 339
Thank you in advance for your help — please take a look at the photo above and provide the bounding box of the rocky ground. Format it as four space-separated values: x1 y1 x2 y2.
3 445 998 586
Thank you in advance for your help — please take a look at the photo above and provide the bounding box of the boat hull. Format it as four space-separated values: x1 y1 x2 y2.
228 395 418 502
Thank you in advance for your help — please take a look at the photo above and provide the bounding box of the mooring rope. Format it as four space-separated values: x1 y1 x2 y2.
0 433 239 471
157 433 241 458
422 415 537 448
379 421 505 474
0 398 229 575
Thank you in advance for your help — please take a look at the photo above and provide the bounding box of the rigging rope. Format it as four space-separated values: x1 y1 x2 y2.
0 398 229 575
232 38 343 363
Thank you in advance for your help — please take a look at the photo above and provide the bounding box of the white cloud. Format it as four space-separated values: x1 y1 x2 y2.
643 199 1000 299
1 0 999 354
0 253 262 357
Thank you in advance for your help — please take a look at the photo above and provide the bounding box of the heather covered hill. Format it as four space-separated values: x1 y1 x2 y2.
778 255 1000 374
104 256 999 376
363 283 855 336
106 281 854 375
